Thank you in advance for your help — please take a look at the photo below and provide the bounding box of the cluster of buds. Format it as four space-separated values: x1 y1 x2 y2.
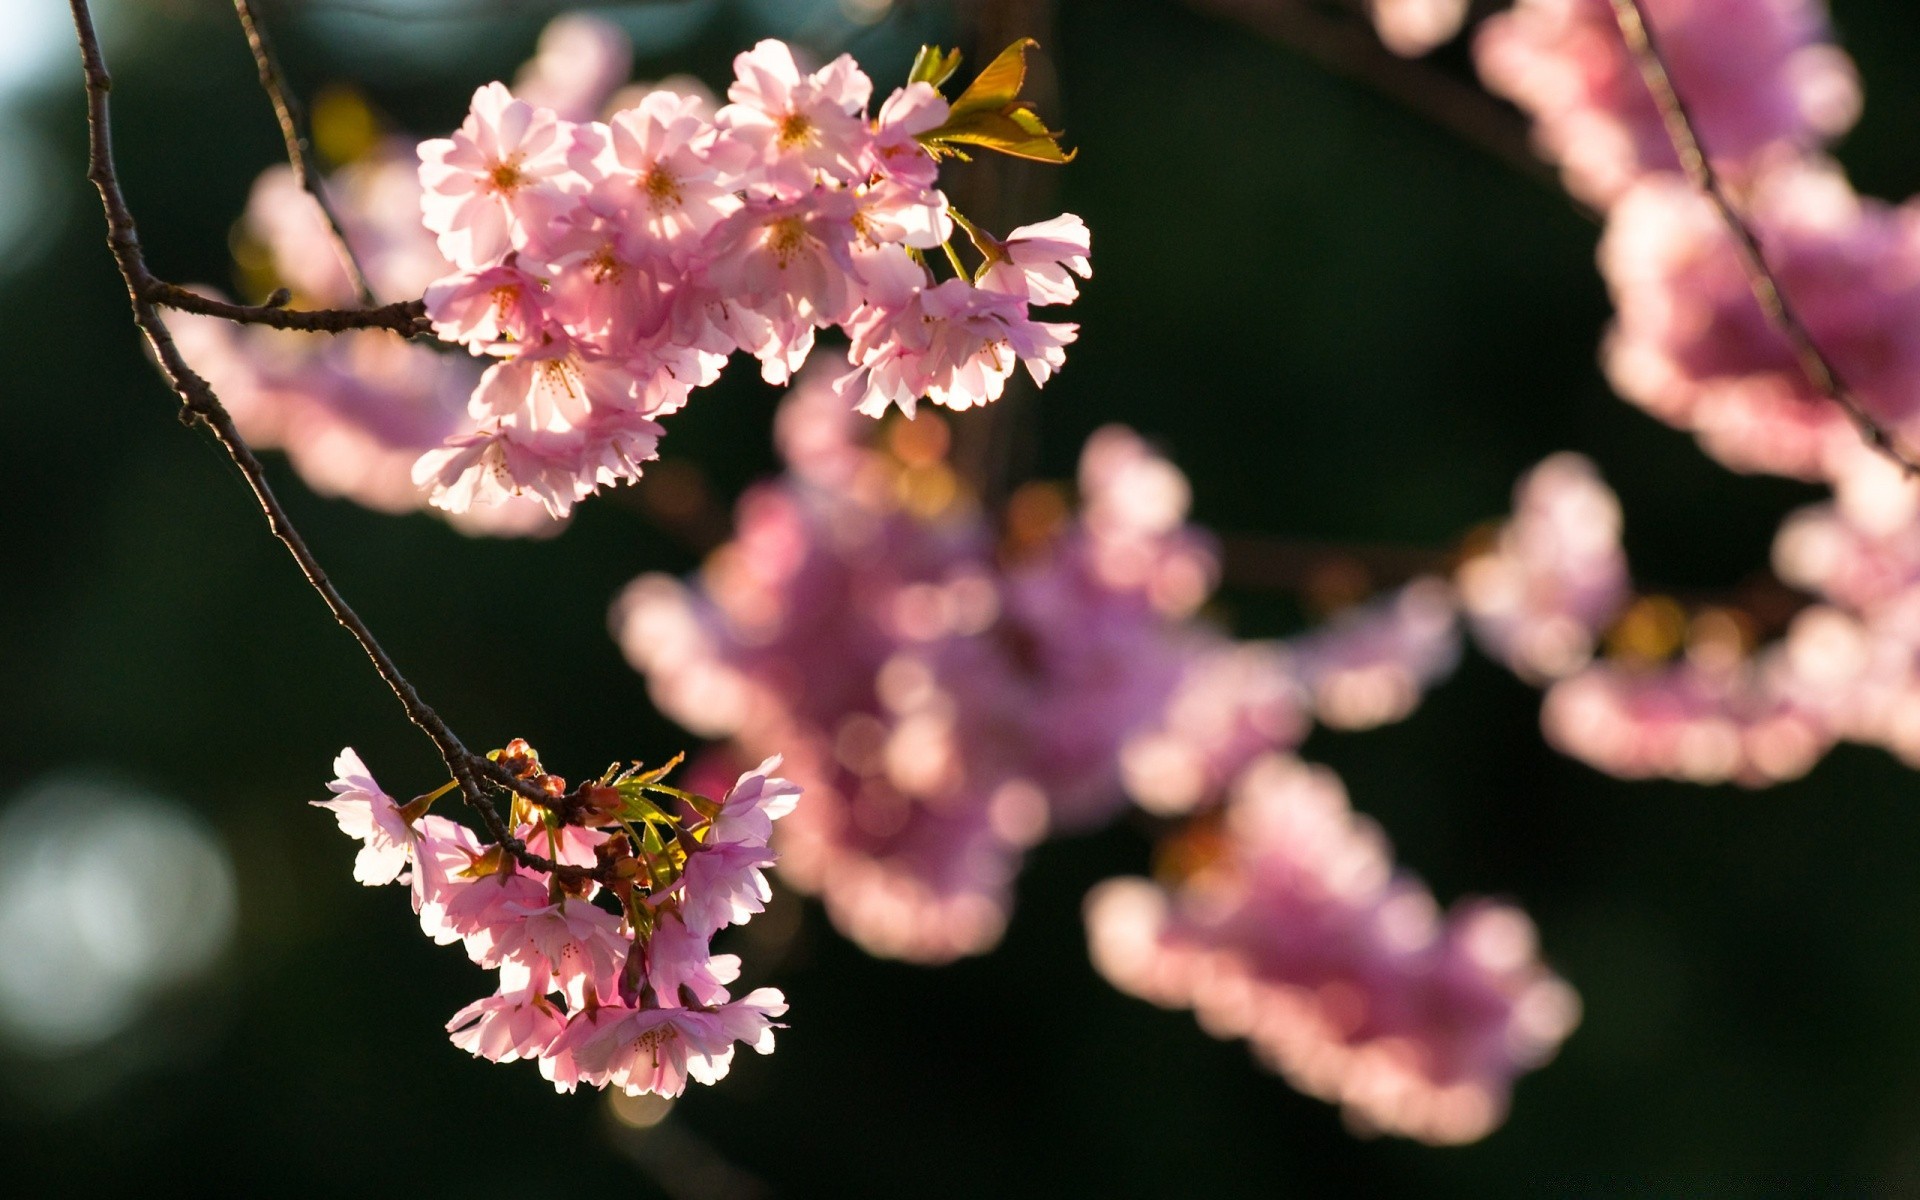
314 742 798 1096
414 38 1086 517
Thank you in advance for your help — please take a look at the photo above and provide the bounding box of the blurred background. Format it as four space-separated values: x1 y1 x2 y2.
9 0 1920 1192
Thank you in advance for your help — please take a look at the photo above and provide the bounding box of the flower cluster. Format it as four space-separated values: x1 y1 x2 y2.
1450 0 1920 790
178 20 1084 527
1458 453 1631 684
606 372 1579 1141
616 381 1212 962
313 744 797 1096
413 38 1083 517
1085 756 1580 1146
616 375 1454 961
174 19 636 537
1475 0 1860 209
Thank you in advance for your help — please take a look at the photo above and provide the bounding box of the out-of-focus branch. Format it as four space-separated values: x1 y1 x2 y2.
1609 0 1920 477
1180 0 1586 217
234 0 377 306
1220 531 1451 595
67 0 600 886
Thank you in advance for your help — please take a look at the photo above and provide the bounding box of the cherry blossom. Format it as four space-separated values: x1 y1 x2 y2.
1475 0 1861 209
1458 453 1632 683
1085 756 1580 1146
314 745 800 1097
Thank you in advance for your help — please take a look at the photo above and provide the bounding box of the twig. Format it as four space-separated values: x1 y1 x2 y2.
66 0 600 886
1181 0 1587 218
233 0 378 307
1220 531 1450 593
1608 0 1920 477
147 280 429 335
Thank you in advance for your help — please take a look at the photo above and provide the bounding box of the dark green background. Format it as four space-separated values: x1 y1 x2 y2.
8 0 1920 1192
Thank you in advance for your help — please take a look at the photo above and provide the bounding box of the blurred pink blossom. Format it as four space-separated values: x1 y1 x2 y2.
1459 453 1631 683
1368 0 1470 58
1600 161 1920 480
1476 0 1860 209
1085 755 1579 1145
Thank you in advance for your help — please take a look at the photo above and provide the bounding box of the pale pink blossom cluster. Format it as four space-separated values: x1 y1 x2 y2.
412 39 1083 517
181 19 1083 526
1540 652 1831 786
615 385 1209 963
1465 3 1920 788
173 19 637 536
1458 453 1631 683
1599 162 1920 481
1475 0 1860 210
1283 577 1463 732
313 746 796 1096
617 378 1472 959
1084 756 1580 1146
1460 452 1835 786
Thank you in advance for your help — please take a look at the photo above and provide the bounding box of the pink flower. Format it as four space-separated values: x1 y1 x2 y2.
977 213 1093 306
836 278 1077 417
543 1004 735 1096
510 13 633 124
1368 0 1470 58
1085 756 1580 1146
424 263 555 352
1541 654 1832 786
1475 0 1861 209
430 864 550 960
1283 578 1462 731
641 912 739 1008
419 82 575 268
704 188 865 335
446 988 567 1064
718 40 873 192
413 406 665 518
710 755 803 846
492 898 627 1007
312 748 415 887
1458 453 1632 683
868 83 950 190
576 90 742 247
676 838 780 941
1599 162 1920 479
711 987 788 1056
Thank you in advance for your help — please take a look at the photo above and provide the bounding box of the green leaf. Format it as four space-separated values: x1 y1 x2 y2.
619 751 686 790
618 791 679 829
908 45 963 90
643 782 722 820
917 39 1075 165
929 108 1076 164
947 39 1036 122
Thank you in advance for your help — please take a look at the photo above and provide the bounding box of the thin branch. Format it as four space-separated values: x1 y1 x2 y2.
146 280 429 335
1219 531 1450 593
1608 0 1920 477
66 0 600 886
1181 0 1587 218
233 0 378 306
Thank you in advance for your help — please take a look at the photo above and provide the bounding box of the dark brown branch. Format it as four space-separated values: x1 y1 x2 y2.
1608 0 1920 477
1220 532 1451 594
233 0 378 306
1182 0 1587 218
146 280 430 334
66 0 601 886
